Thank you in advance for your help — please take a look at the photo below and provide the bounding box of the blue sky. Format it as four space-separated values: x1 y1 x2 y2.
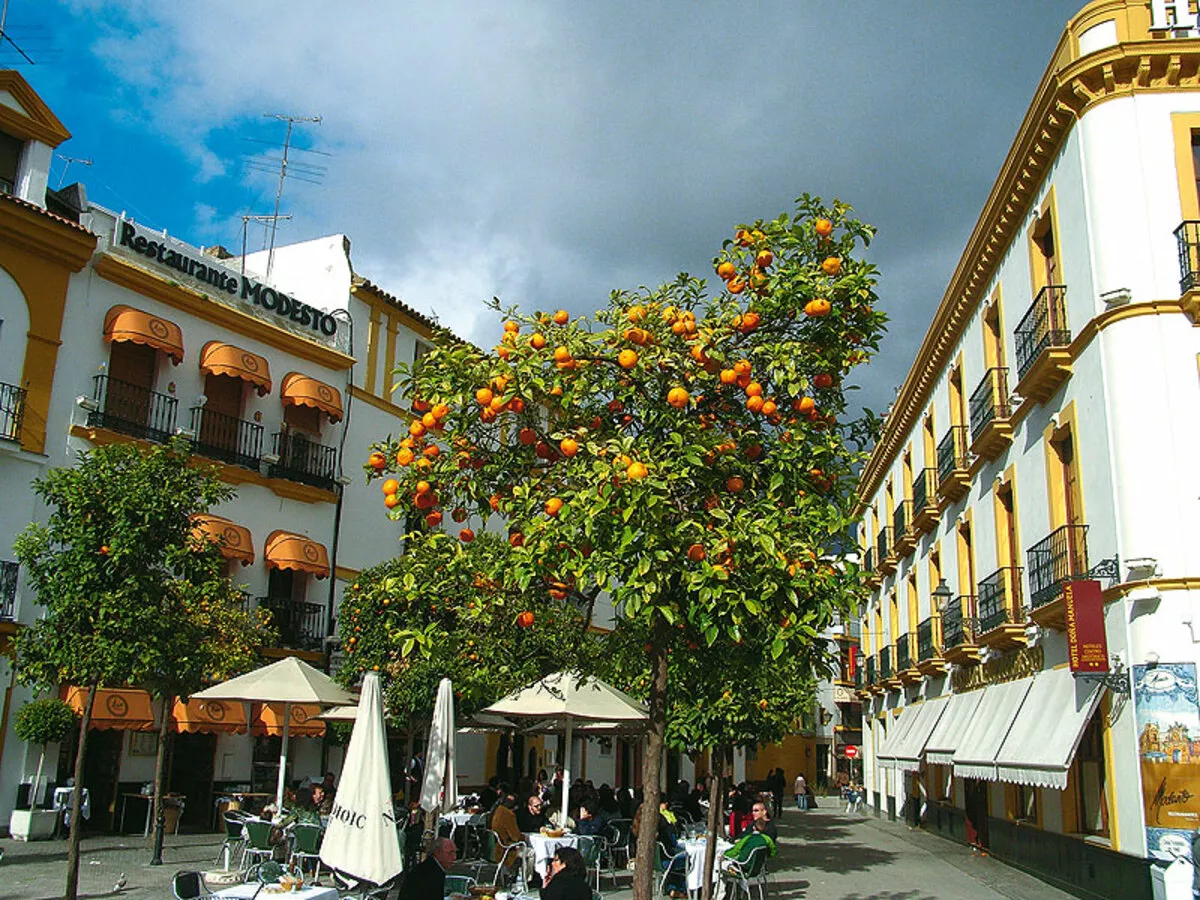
6 1 1084 414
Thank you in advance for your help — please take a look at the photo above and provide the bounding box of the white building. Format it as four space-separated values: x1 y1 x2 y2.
854 3 1200 896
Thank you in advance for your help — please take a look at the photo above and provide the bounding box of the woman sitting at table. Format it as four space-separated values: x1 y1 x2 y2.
540 846 591 900
517 793 550 833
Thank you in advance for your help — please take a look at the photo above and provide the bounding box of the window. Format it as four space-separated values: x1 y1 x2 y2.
0 131 22 194
1075 711 1109 837
1031 207 1059 290
104 341 158 428
1051 430 1084 529
283 402 322 437
1010 784 1039 824
414 340 432 366
995 481 1019 568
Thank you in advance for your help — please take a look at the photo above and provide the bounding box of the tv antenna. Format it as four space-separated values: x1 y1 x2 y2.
55 154 92 188
253 113 323 280
0 0 34 64
239 213 293 276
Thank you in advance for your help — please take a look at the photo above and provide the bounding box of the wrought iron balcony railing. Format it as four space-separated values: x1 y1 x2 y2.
879 645 894 680
0 381 26 442
937 426 970 484
969 367 1011 440
854 662 864 690
895 634 913 671
865 655 876 685
1027 524 1089 610
257 596 326 651
863 546 877 575
893 500 912 540
88 374 178 443
876 526 893 562
190 407 263 470
1015 284 1070 381
1175 220 1200 293
942 595 977 647
269 431 338 491
0 560 16 620
917 617 940 660
978 566 1024 633
912 467 937 513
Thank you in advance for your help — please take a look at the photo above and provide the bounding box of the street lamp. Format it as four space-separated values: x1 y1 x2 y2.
932 578 953 613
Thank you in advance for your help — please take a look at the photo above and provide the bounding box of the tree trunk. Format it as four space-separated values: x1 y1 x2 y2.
633 616 669 900
701 744 726 900
65 684 97 900
149 694 173 864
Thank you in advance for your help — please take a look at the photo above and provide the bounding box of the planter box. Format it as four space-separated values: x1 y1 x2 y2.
9 808 58 841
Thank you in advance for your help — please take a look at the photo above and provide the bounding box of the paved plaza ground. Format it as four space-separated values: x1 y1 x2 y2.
0 805 1079 900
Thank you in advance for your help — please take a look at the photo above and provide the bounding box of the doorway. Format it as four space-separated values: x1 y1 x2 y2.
169 732 216 832
80 729 124 832
964 778 990 849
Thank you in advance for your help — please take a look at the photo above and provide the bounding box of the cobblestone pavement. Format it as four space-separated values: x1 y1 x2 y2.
0 803 1081 900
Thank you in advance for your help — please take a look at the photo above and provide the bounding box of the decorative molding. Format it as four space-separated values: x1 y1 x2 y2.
349 384 411 420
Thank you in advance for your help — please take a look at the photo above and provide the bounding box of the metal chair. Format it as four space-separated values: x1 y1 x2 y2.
575 834 605 891
289 823 324 883
171 871 217 900
486 829 528 891
216 811 248 870
241 818 276 871
606 818 633 870
720 844 768 900
656 841 691 899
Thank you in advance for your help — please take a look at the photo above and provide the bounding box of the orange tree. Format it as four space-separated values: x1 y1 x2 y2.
366 195 884 899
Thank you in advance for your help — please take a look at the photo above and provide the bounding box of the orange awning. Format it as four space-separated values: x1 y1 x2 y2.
192 514 255 565
199 341 273 396
250 702 325 738
281 372 343 423
63 686 156 731
171 697 247 734
264 530 329 579
103 305 184 365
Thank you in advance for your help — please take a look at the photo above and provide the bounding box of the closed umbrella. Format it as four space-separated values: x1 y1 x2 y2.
191 656 355 815
319 671 403 886
420 678 457 813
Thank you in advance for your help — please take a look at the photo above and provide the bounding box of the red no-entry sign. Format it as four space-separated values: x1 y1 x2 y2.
844 745 859 759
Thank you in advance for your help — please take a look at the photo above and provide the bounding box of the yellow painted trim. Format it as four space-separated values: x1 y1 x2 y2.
1101 692 1119 850
334 565 361 581
1042 400 1083 530
349 281 437 341
0 71 72 147
956 509 975 594
349 384 411 420
1172 112 1200 220
1102 576 1200 602
383 318 399 401
92 254 354 372
364 307 381 396
70 424 338 504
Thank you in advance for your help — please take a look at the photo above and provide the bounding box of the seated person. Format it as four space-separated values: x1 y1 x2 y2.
722 816 777 876
479 775 503 813
491 793 532 884
540 846 591 900
278 787 322 829
398 837 456 900
654 793 688 898
751 798 777 843
575 799 609 836
311 785 333 816
517 793 550 833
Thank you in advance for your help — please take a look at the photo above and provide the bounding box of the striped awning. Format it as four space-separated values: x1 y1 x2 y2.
264 530 329 578
192 514 254 565
103 305 184 364
200 341 272 395
280 372 343 423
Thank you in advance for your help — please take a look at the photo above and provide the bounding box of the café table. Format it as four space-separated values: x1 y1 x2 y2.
439 810 474 839
214 882 338 900
681 835 732 896
525 832 579 878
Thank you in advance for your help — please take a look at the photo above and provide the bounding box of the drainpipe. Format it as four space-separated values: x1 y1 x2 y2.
325 308 354 651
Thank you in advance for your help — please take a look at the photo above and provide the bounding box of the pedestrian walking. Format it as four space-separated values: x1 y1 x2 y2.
794 772 808 811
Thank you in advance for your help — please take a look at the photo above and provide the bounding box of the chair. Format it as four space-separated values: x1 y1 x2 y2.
485 829 527 891
656 841 691 899
720 845 768 900
172 870 217 900
445 874 478 894
241 818 276 871
216 811 248 870
289 823 324 883
606 818 633 869
576 834 604 891
461 813 490 863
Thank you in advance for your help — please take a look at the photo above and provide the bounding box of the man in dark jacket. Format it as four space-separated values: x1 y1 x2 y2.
398 837 455 900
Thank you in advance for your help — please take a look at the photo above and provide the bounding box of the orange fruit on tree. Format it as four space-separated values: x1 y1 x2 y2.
415 480 431 494
805 297 831 317
739 311 761 332
508 397 526 413
618 349 638 369
733 359 752 376
560 437 579 457
517 610 535 628
735 229 753 247
719 368 737 385
554 346 571 363
504 320 520 333
384 493 401 510
814 373 835 389
624 327 649 345
821 256 842 276
423 444 440 459
545 497 564 516
426 511 443 527
509 531 525 547
475 387 494 406
814 218 833 237
414 492 435 510
726 475 745 493
381 478 400 495
409 420 426 438
431 403 450 419
627 461 648 479
489 395 506 412
667 387 690 409
368 451 387 470
452 507 468 523
745 381 763 398
530 332 547 349
396 448 414 466
716 261 737 281
761 399 778 417
793 396 816 414
746 395 765 413
412 398 430 413
628 305 647 322
553 309 569 324
518 427 537 445
687 543 706 562
480 407 498 423
459 528 475 542
727 278 746 295
422 411 438 428
755 249 773 269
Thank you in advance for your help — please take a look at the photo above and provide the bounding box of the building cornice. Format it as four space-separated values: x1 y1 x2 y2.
856 4 1200 507
0 195 95 270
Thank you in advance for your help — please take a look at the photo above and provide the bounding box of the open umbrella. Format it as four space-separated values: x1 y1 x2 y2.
191 656 355 814
483 671 647 827
319 671 403 886
420 678 457 813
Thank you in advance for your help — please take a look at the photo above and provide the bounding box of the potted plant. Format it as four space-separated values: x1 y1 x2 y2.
9 697 76 840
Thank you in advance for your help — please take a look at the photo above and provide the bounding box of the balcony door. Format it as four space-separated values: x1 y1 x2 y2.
200 372 245 455
105 341 157 427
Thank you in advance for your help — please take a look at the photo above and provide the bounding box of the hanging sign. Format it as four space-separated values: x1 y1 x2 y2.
1065 579 1108 673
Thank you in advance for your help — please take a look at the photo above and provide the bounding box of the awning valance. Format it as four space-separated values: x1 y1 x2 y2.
994 667 1102 790
250 702 326 738
891 697 950 772
264 530 330 578
924 689 986 766
192 514 254 565
200 341 272 396
103 305 184 365
63 686 156 731
172 697 248 735
281 372 343 423
952 678 1034 781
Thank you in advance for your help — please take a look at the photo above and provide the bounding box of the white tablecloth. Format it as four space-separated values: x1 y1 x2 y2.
215 884 337 900
526 833 578 877
440 811 474 838
681 837 732 894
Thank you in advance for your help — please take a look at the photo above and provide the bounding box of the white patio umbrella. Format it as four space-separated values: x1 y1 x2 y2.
482 671 648 827
319 671 403 886
420 678 457 813
191 656 355 815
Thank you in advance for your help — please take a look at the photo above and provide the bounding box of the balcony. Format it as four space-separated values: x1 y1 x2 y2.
0 381 26 443
190 407 264 470
941 595 980 664
864 655 879 695
1177 221 1200 316
936 426 971 503
895 633 921 684
0 560 16 621
911 468 939 534
969 367 1014 460
87 374 179 443
977 566 1027 650
1014 285 1072 403
862 547 880 587
269 431 338 491
1027 525 1090 631
917 615 948 675
893 500 916 557
880 645 900 690
876 526 896 576
257 596 327 652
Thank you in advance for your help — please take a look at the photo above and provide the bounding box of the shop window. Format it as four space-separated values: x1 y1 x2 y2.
1075 711 1109 837
1009 783 1039 824
0 131 22 194
927 763 951 802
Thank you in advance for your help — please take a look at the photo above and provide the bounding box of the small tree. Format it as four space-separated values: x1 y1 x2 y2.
13 438 265 897
13 697 76 810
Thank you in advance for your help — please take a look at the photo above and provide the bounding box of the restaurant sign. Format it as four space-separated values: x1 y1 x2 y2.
1065 579 1108 674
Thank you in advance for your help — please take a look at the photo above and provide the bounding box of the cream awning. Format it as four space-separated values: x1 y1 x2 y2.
924 689 986 766
200 341 272 395
994 667 1103 790
891 696 950 773
103 305 184 364
875 705 920 769
952 678 1034 781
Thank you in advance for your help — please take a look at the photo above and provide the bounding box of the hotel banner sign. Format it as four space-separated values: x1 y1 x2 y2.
1065 579 1108 674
